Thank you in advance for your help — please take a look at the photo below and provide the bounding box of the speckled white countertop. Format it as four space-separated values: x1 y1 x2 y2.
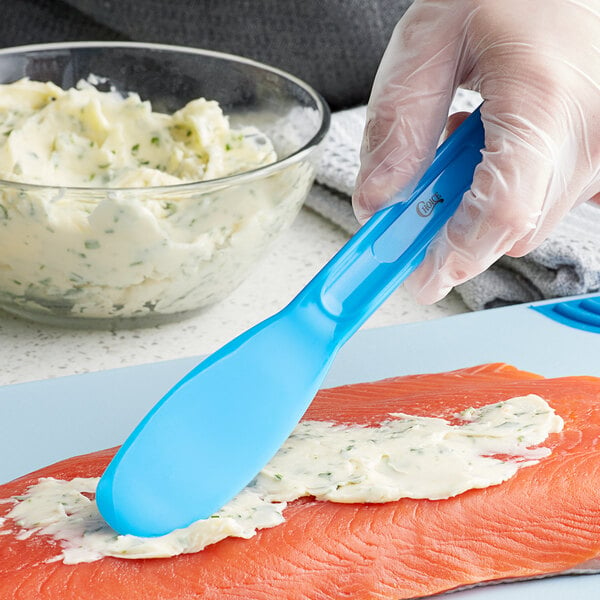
0 203 468 387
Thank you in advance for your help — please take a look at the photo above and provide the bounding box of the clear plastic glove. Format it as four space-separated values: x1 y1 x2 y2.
353 0 600 304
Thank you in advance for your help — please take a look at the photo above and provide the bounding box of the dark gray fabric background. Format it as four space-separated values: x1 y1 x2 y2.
0 0 413 110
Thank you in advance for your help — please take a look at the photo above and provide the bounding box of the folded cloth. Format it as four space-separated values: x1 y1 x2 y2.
458 203 600 309
305 89 600 310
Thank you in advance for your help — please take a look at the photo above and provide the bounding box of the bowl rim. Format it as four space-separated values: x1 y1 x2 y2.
0 40 331 193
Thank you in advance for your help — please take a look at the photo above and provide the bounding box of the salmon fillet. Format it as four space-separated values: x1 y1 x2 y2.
1 363 600 600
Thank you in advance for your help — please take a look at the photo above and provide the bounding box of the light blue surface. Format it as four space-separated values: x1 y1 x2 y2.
430 574 600 598
0 293 599 596
95 106 487 536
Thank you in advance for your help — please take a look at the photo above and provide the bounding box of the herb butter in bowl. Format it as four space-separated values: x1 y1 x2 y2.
0 42 329 328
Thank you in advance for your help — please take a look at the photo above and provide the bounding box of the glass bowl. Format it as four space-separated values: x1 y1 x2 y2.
0 42 329 328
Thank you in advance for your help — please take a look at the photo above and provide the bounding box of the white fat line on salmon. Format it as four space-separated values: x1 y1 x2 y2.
1 394 563 564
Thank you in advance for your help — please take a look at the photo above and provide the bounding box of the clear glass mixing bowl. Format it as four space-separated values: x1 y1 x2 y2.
0 42 330 328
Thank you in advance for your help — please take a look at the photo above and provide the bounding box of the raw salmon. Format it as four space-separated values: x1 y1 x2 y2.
1 363 600 599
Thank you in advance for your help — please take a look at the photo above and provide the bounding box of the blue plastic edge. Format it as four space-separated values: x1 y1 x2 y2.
530 295 600 334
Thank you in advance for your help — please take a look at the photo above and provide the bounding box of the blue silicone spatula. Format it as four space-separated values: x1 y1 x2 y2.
96 106 485 537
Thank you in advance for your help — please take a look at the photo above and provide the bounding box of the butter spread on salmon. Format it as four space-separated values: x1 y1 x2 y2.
2 394 563 564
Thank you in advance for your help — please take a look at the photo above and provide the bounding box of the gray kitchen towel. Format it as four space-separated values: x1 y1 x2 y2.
306 90 600 310
0 0 413 111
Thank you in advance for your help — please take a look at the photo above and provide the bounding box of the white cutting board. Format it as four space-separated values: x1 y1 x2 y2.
1 293 599 598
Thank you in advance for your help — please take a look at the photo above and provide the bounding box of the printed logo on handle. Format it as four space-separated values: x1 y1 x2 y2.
416 193 444 217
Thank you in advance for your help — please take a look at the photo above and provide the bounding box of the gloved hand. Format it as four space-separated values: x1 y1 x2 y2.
353 0 600 304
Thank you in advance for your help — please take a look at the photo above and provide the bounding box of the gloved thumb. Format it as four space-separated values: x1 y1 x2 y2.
352 1 466 222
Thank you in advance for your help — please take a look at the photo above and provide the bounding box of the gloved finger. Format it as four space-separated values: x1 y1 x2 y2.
504 101 598 256
404 100 561 304
454 0 600 259
352 2 467 223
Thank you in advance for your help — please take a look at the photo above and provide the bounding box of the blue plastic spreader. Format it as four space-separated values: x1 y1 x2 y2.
96 107 486 537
